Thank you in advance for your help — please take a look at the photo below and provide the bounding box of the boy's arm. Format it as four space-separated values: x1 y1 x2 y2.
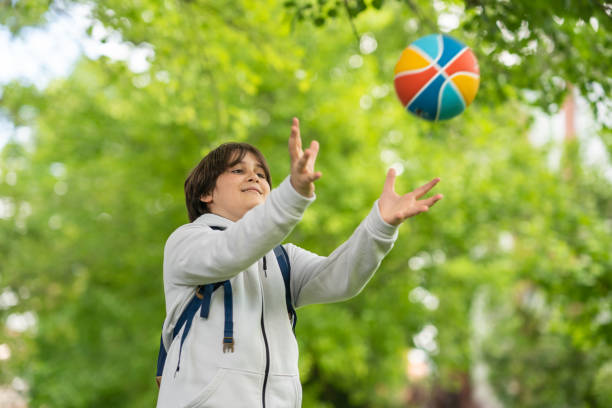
287 200 398 307
288 169 443 306
165 176 314 286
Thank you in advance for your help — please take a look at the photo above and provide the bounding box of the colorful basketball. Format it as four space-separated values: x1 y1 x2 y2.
394 34 480 121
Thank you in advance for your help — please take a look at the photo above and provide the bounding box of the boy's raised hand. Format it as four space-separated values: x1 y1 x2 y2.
289 117 322 197
378 168 443 226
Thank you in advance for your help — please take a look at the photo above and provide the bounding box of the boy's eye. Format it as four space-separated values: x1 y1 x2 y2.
257 173 265 178
231 169 243 174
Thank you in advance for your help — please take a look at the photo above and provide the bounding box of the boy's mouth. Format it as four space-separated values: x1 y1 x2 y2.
242 187 262 195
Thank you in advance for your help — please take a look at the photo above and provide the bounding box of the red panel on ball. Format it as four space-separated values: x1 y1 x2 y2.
393 65 439 107
443 48 479 77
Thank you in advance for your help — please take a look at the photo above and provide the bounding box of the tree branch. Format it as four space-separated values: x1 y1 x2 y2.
403 0 438 33
343 0 361 45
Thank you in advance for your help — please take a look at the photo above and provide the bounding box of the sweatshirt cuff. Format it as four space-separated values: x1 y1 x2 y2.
366 200 399 239
276 175 316 214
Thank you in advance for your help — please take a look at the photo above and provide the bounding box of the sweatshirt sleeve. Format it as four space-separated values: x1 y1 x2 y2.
287 199 399 308
164 176 314 286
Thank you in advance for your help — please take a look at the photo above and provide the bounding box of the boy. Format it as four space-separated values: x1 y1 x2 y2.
156 118 442 407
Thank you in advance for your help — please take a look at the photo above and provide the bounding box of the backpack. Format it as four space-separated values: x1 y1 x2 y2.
155 227 296 387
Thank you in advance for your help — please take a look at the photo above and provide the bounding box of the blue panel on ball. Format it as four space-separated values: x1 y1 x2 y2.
407 74 446 121
438 81 466 120
412 34 440 62
438 35 465 68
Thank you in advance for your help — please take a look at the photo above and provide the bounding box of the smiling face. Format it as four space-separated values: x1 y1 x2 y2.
200 152 271 222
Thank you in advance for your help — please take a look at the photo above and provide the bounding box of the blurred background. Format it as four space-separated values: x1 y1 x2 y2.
0 0 611 407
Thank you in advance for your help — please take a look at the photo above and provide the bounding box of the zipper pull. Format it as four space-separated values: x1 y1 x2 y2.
223 337 235 353
263 255 267 278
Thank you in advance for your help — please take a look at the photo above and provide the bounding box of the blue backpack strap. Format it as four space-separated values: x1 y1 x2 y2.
155 334 167 387
156 282 230 383
199 283 219 318
222 281 234 352
173 288 206 374
156 286 204 383
274 245 297 331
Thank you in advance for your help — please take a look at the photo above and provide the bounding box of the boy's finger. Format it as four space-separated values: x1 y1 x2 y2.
296 149 311 172
306 140 319 169
420 194 443 208
293 118 302 152
383 168 397 194
413 178 440 199
309 171 322 182
288 118 302 162
303 171 322 183
288 136 297 163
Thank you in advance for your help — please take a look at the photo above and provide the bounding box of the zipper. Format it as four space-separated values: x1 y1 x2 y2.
260 301 270 408
260 260 270 408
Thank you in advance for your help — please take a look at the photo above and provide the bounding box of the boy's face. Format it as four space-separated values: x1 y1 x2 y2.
200 152 271 222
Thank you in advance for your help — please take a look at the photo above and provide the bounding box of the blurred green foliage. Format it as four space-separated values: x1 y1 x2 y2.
0 0 610 407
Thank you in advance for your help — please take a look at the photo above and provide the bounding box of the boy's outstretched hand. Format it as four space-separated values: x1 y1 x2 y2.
289 117 322 197
378 168 443 226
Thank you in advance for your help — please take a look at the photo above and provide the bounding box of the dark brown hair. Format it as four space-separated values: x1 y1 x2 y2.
184 143 272 222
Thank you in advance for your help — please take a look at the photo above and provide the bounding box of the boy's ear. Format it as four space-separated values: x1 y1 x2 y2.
200 194 212 204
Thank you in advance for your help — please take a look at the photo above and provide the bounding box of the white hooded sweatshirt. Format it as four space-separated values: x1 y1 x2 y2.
156 176 398 408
